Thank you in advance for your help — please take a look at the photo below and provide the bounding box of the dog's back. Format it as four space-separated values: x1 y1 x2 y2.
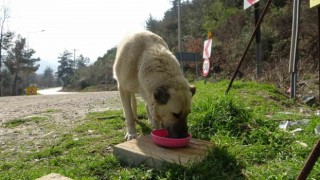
113 30 171 94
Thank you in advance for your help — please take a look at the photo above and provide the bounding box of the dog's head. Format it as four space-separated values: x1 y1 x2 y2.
153 84 196 138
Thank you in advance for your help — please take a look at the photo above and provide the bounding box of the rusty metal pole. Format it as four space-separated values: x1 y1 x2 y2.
318 7 320 102
296 139 320 180
254 2 262 78
226 0 271 94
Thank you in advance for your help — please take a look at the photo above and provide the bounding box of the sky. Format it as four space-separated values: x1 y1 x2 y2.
1 0 172 73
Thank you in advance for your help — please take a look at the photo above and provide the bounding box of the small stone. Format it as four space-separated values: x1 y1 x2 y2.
88 130 94 133
296 141 308 147
302 95 316 106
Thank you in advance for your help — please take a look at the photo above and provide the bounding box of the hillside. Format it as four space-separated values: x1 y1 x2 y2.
66 0 318 99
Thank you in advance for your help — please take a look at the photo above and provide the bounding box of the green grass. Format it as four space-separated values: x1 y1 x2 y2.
1 80 320 179
2 116 47 128
45 109 61 113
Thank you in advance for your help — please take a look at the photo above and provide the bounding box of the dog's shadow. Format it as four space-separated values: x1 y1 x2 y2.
160 145 246 179
136 114 152 135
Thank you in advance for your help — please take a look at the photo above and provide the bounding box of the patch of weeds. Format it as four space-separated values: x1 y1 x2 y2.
2 116 47 128
189 95 253 140
111 166 156 180
271 111 307 121
32 146 64 159
2 119 26 128
1 163 13 171
45 109 61 113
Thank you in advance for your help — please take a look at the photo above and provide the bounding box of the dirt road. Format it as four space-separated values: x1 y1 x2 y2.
0 91 123 156
0 91 122 124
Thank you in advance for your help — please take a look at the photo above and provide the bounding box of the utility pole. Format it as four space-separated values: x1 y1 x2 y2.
178 0 181 53
72 49 78 70
177 0 184 74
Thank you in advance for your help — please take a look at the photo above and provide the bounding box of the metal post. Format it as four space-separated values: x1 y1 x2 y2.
318 7 320 102
226 0 272 94
289 0 300 99
177 0 183 74
254 2 262 78
290 72 297 98
178 0 181 53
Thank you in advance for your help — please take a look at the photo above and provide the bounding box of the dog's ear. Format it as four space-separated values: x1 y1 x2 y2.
154 86 170 105
190 85 196 97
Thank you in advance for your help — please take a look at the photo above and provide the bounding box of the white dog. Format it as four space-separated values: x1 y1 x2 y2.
113 30 196 140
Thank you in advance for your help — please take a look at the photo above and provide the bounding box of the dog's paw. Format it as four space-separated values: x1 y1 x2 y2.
125 132 137 140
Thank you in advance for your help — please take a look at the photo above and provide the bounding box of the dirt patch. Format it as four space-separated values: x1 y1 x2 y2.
0 91 123 160
0 91 122 124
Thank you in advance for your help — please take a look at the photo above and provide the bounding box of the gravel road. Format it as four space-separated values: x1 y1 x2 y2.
0 90 123 157
0 91 122 124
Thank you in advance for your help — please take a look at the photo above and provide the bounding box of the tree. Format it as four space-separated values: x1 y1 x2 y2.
56 50 74 87
4 35 40 95
76 54 90 69
41 66 55 88
0 6 11 96
145 14 158 32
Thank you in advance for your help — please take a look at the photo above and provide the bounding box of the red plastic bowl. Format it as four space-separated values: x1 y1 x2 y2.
151 129 191 148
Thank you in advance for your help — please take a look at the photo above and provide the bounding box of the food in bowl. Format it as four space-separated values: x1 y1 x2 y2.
151 129 191 148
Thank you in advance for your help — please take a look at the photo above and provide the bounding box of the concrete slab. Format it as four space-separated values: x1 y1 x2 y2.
113 135 214 168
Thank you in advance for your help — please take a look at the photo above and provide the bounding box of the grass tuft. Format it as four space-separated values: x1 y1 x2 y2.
189 95 253 140
2 116 47 128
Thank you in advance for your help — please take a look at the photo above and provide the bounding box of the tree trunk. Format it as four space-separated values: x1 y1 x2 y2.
11 73 18 96
0 28 3 97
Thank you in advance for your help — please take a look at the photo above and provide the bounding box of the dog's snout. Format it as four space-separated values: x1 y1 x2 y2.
167 120 188 138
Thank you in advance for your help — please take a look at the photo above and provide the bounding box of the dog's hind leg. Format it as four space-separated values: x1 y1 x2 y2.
131 94 138 122
119 86 137 140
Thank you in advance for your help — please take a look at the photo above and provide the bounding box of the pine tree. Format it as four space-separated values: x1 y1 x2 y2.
56 50 74 87
4 35 40 95
41 66 55 88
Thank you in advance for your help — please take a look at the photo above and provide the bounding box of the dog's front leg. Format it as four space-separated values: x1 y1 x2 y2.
146 104 161 129
152 119 161 129
119 87 137 140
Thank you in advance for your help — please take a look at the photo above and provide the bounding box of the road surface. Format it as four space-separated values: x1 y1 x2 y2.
0 90 122 124
0 89 123 157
